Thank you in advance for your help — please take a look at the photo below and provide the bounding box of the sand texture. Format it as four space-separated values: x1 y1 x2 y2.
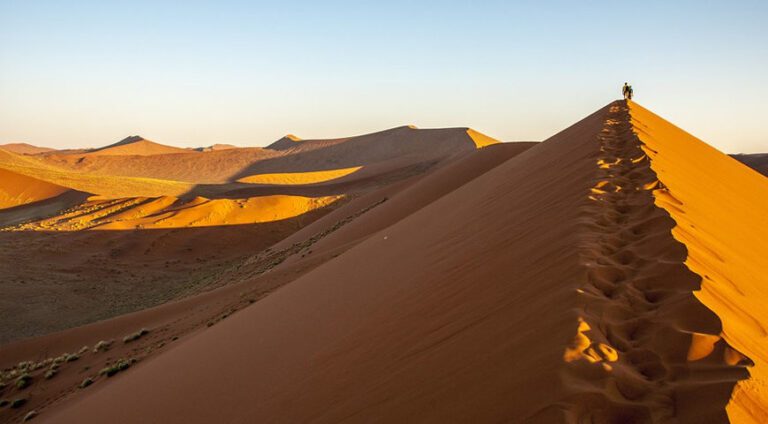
0 103 765 423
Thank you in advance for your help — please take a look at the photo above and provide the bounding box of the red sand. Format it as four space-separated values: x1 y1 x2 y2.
27 101 755 423
1 103 765 423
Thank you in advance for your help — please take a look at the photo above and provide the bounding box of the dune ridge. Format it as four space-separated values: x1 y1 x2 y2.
0 143 54 155
629 101 768 423
563 101 746 422
85 136 192 156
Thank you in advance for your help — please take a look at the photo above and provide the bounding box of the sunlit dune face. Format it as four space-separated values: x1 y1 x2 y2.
466 129 500 149
0 168 70 209
630 102 768 423
4 194 343 231
237 166 363 185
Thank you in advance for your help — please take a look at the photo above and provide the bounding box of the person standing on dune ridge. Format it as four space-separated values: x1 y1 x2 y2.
622 82 634 100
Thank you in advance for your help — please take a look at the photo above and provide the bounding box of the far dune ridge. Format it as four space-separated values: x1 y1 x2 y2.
84 135 193 156
0 143 55 155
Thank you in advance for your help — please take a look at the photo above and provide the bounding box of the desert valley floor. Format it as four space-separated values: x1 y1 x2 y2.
0 100 766 423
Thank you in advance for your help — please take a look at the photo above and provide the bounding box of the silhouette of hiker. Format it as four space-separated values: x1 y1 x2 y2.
622 82 634 100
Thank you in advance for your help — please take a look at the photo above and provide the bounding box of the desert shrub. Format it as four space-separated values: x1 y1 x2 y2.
123 328 150 343
100 359 131 378
65 353 79 363
10 398 27 408
43 369 57 380
79 377 93 388
15 374 32 390
23 410 37 421
93 340 113 353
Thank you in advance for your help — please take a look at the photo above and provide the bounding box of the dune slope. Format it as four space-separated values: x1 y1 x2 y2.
86 136 192 156
629 101 768 423
0 168 76 210
41 102 747 423
0 143 54 155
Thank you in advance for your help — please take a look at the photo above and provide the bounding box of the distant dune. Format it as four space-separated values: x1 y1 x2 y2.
0 143 55 155
193 143 239 152
0 108 766 424
732 153 768 177
84 135 193 156
0 168 73 209
237 166 363 185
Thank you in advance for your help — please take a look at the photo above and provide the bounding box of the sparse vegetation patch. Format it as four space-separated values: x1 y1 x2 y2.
123 328 150 343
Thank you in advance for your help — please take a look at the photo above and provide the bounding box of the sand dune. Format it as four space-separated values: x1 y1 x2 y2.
193 143 238 152
29 127 492 184
84 136 192 156
732 153 768 177
0 148 193 199
0 104 764 423
630 102 768 423
38 147 278 184
237 166 363 185
248 126 498 175
5 194 343 231
27 101 753 423
0 143 54 155
0 168 74 210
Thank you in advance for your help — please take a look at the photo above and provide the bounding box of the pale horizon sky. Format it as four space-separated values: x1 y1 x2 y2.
1 1 766 153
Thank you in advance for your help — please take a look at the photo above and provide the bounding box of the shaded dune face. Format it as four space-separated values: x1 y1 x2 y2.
0 143 534 424
36 102 753 423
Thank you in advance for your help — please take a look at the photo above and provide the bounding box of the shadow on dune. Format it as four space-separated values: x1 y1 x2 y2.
186 158 441 199
0 202 339 346
227 126 480 181
0 190 92 227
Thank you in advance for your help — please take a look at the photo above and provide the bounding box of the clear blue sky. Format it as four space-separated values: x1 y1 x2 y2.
1 0 766 153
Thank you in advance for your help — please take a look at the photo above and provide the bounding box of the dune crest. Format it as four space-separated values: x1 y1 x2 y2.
629 101 768 423
466 128 500 148
85 136 192 156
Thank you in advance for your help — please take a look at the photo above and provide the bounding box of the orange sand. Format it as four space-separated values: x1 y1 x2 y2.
1 106 764 423
237 166 363 185
630 101 768 423
466 128 500 148
0 168 71 209
85 136 192 156
0 143 54 155
7 195 343 231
